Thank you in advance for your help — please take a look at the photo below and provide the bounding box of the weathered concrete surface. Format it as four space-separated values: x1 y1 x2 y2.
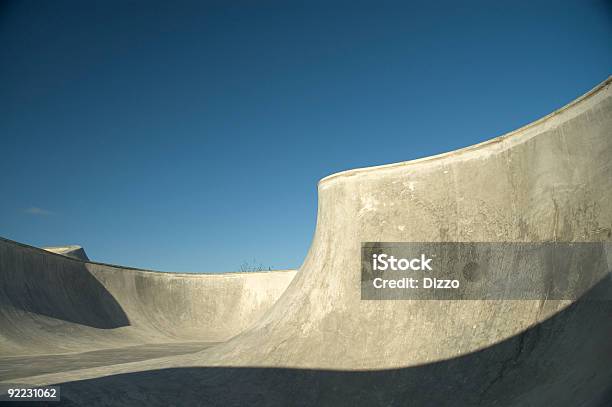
1 77 611 406
0 342 218 382
0 239 296 356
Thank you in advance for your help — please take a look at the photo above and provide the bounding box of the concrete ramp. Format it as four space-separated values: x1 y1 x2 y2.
1 77 611 406
214 76 612 370
42 245 90 261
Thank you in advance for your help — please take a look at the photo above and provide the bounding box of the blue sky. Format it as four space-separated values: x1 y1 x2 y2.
1 1 611 272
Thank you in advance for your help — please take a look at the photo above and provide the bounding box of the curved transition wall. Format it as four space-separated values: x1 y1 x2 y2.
1 77 611 407
225 76 612 367
0 239 296 356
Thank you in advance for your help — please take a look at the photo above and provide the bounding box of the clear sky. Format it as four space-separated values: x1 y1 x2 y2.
1 1 611 272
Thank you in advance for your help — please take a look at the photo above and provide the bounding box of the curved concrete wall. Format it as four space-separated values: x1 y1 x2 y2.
0 238 296 356
185 77 612 404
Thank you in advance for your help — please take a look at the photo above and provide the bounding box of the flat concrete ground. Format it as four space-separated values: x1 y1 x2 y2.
0 342 217 382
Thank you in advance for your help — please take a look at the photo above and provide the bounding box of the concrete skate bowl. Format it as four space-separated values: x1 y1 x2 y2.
0 239 296 364
1 77 611 406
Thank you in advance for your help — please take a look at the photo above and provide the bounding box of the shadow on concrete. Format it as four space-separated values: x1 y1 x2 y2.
1 247 129 329
46 279 612 407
